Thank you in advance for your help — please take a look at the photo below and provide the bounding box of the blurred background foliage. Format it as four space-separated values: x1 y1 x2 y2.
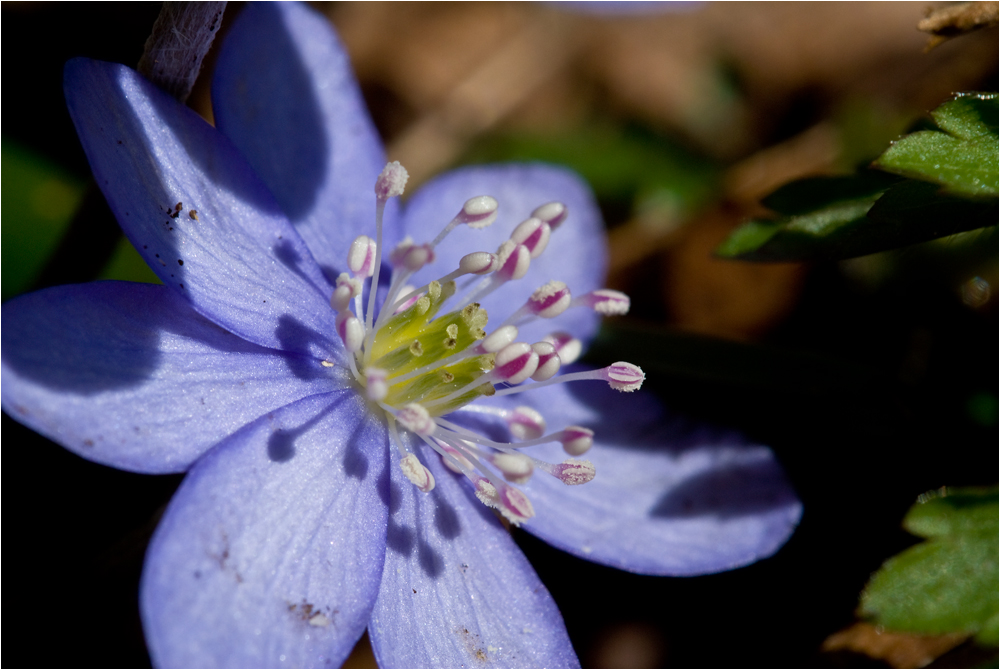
2 2 997 668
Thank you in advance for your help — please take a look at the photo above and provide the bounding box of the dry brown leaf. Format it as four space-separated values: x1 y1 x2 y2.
822 621 969 668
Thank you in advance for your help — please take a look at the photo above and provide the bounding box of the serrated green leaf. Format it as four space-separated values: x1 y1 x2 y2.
715 194 881 261
860 487 999 640
717 176 997 262
875 94 998 198
761 172 900 215
904 487 999 539
932 93 998 141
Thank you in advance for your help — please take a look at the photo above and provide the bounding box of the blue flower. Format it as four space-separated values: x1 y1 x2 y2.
0 3 801 667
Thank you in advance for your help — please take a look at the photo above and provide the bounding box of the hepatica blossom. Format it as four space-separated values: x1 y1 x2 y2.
1 3 801 668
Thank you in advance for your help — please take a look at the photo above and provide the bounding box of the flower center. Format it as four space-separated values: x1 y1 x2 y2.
328 162 644 525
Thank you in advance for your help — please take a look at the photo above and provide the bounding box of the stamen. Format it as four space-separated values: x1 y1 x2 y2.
480 325 518 353
542 331 582 365
430 195 500 248
488 452 534 484
572 289 630 315
365 367 389 401
336 313 365 353
537 459 595 485
491 361 645 397
395 403 436 436
348 236 377 278
399 453 435 492
530 342 561 381
507 405 546 440
510 217 551 258
560 426 593 455
331 273 363 311
532 201 568 230
390 238 435 272
366 162 408 355
496 242 531 282
493 342 539 385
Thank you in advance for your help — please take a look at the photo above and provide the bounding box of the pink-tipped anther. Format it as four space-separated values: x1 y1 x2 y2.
560 426 594 456
495 241 531 281
399 454 435 492
458 195 499 229
507 405 547 440
396 403 436 436
531 342 561 381
390 240 435 272
603 362 644 392
490 452 534 484
474 477 500 507
348 236 377 278
511 218 552 258
459 251 498 275
440 442 475 474
527 281 571 318
552 459 595 485
494 342 539 385
331 273 363 311
365 368 389 401
543 331 582 365
375 161 408 200
577 289 630 315
394 286 420 314
336 312 365 353
498 486 535 524
480 325 518 353
532 201 568 230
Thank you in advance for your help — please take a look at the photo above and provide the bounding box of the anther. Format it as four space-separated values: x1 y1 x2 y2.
530 342 561 381
479 325 518 353
603 362 645 392
560 426 593 456
459 195 499 229
365 368 389 401
331 273 363 311
396 403 436 436
532 201 568 230
573 289 630 316
390 238 435 272
510 217 551 258
399 453 435 492
459 251 499 275
489 452 534 484
527 281 571 318
394 286 420 313
542 332 582 365
495 241 531 282
336 313 365 353
498 485 535 525
348 236 377 278
494 342 539 385
507 406 546 440
549 459 595 485
375 161 408 200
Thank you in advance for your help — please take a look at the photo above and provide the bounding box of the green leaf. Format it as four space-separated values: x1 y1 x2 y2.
875 93 998 198
1 139 86 299
860 487 999 641
716 176 997 262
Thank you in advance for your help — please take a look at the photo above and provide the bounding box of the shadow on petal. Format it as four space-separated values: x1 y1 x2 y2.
266 393 347 463
275 314 340 375
211 2 328 224
651 458 799 519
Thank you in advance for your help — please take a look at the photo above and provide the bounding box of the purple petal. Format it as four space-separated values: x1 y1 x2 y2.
369 444 579 668
401 164 607 345
1 282 338 474
455 377 802 576
64 58 339 358
142 392 390 668
212 2 401 280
